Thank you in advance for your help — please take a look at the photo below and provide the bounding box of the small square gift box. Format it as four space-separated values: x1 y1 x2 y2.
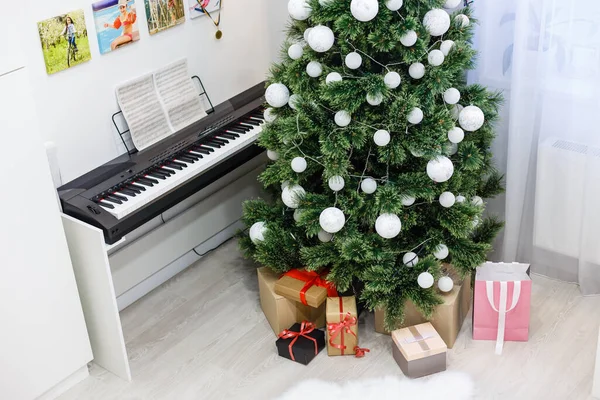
274 269 338 308
472 262 532 355
391 323 447 379
257 267 326 334
326 296 361 356
276 322 325 365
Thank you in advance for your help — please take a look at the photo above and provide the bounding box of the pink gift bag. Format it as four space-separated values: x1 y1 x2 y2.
473 262 532 355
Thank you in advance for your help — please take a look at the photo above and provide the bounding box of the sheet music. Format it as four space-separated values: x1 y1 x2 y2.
154 59 207 132
116 74 172 151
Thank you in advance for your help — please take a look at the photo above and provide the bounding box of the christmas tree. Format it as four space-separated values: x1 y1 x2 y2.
240 0 503 329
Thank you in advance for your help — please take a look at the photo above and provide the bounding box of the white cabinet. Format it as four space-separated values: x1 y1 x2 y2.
0 68 92 399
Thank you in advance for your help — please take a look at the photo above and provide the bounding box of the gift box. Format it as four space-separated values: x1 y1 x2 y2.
258 267 325 335
326 296 358 356
274 268 338 308
276 322 325 365
391 322 447 379
375 266 471 348
473 262 531 355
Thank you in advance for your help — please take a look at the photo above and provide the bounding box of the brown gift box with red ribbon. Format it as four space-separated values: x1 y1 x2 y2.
276 322 325 365
274 269 338 308
326 296 359 356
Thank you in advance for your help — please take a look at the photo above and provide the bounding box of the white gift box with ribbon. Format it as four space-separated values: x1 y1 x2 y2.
473 262 532 355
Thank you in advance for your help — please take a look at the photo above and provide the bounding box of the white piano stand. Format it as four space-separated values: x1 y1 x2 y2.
61 156 266 380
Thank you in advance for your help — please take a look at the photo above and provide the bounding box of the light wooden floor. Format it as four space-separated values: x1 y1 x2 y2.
59 239 600 400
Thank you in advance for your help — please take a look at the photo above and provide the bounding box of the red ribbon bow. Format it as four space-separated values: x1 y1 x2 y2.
283 269 338 306
354 346 370 358
327 312 358 354
278 321 318 362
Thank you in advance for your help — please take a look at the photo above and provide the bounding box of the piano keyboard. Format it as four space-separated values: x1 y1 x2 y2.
95 110 265 220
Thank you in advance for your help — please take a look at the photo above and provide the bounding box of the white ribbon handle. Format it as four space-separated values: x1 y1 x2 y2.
485 280 521 355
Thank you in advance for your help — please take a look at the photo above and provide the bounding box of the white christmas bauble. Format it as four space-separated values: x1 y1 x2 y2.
361 178 377 194
306 61 323 78
411 148 425 157
451 104 464 119
288 44 304 60
249 221 267 244
386 0 403 11
427 156 454 183
264 108 277 123
318 229 333 242
328 175 345 192
428 49 445 66
326 72 343 84
423 9 451 36
307 25 335 53
375 213 402 239
472 196 484 206
335 110 351 127
439 192 456 208
418 272 435 289
374 129 391 146
443 88 460 104
455 14 470 27
384 71 401 89
448 127 464 144
319 0 334 6
407 107 424 124
459 105 485 132
402 195 416 206
446 141 459 156
438 276 454 292
345 52 363 69
440 40 455 56
434 244 449 260
293 209 303 222
456 195 466 203
472 216 480 228
400 30 417 47
403 252 419 267
409 63 425 79
319 207 346 233
265 83 290 108
288 0 311 21
350 0 379 22
291 157 307 173
267 150 279 161
366 92 383 106
443 0 461 8
281 184 306 208
288 94 300 110
304 27 313 41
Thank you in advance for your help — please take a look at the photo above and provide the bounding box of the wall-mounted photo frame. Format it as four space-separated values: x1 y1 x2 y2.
145 0 186 35
93 0 141 55
188 0 222 20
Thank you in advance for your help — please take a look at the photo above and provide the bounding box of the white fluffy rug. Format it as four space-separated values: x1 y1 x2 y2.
275 371 474 400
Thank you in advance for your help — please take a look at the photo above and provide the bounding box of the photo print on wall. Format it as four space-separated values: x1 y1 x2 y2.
93 0 140 54
37 10 92 75
145 0 185 35
188 0 221 20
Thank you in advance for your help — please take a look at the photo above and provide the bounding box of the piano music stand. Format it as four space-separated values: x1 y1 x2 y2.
111 75 215 156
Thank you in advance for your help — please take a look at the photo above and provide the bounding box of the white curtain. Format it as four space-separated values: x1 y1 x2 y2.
470 0 600 294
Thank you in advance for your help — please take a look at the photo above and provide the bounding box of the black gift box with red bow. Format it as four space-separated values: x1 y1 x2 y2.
276 322 325 365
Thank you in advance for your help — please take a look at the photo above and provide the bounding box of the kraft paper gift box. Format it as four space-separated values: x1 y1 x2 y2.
326 296 359 356
472 262 532 354
276 322 325 365
274 268 338 308
258 267 325 335
375 266 471 348
391 322 447 379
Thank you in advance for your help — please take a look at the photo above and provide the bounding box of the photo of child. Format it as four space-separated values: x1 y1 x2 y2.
188 0 221 20
37 10 92 75
145 0 185 35
93 0 140 54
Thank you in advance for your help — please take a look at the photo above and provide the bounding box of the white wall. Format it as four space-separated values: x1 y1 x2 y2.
24 0 289 182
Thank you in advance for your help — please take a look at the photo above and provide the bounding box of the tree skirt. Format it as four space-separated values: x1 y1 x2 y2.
275 371 474 400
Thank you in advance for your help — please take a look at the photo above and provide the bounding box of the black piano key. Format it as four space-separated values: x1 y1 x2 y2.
160 166 177 174
165 163 183 171
188 150 205 158
147 172 167 180
129 183 146 191
236 125 251 132
97 201 114 210
139 177 157 186
204 141 223 149
211 137 228 145
178 155 197 163
104 196 122 205
153 169 172 177
120 188 137 197
219 133 238 140
170 160 188 168
227 127 246 134
110 193 128 202
182 152 200 160
192 146 211 155
243 119 261 126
